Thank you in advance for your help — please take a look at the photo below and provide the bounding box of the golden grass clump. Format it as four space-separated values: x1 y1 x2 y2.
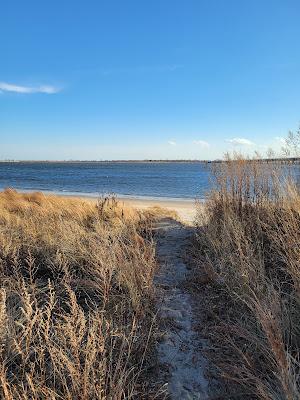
194 154 300 399
0 189 158 399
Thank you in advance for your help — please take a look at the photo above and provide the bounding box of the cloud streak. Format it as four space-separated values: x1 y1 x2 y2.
193 140 210 148
168 140 177 146
226 137 255 146
0 82 60 94
275 136 286 145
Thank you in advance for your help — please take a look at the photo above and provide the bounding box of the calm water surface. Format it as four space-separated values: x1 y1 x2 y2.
0 162 212 200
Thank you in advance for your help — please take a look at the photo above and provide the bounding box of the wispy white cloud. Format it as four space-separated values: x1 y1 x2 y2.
193 140 210 148
275 136 286 145
226 137 255 146
168 140 177 146
0 82 60 94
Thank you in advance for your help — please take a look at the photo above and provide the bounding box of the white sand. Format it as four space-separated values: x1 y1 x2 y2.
120 198 197 224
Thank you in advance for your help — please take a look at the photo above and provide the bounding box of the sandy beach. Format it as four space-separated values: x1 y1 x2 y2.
121 197 197 223
6 189 197 224
61 194 197 224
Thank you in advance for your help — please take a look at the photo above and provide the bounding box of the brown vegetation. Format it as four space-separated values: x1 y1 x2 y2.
0 189 159 399
193 154 300 399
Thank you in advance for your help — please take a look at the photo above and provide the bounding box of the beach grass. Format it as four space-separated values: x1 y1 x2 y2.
0 189 160 399
193 154 300 399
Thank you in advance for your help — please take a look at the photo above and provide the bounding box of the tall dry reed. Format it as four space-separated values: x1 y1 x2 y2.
0 189 158 399
194 154 300 399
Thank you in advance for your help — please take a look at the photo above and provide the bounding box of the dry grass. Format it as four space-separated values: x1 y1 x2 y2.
0 189 160 399
141 206 179 222
193 154 300 399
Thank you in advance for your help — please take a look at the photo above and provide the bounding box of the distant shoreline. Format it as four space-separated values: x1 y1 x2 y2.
2 157 300 164
0 159 212 164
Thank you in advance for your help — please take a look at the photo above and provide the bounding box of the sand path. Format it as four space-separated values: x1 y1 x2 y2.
154 218 208 399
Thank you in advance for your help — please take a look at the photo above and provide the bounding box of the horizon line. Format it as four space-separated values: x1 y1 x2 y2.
0 156 298 163
0 159 214 163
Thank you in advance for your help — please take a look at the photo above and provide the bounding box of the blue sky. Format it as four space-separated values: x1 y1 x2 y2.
1 0 300 160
